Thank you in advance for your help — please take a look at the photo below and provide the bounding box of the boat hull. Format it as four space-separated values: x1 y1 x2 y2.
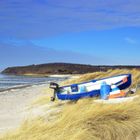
56 74 132 100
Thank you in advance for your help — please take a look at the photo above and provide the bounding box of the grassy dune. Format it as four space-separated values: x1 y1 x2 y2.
1 69 140 140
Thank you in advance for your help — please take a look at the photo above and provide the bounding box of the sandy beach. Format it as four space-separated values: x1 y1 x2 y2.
0 84 47 133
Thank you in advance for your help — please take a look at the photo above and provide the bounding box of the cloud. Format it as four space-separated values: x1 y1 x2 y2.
125 37 137 44
0 0 140 39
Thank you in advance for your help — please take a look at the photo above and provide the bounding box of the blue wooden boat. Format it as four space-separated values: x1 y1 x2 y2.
50 74 132 101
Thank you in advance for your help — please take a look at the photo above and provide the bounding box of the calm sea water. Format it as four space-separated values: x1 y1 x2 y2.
0 74 67 91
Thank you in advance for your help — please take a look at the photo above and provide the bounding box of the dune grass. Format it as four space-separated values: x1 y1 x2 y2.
1 69 140 140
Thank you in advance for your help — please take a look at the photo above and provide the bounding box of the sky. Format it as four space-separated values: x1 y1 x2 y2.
0 0 140 70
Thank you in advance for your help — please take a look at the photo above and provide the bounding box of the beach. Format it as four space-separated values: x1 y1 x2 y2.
0 74 74 134
0 84 48 133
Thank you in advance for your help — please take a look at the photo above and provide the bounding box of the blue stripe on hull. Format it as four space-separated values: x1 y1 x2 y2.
57 90 100 100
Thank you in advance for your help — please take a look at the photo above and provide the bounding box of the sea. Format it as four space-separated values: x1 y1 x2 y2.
0 74 68 92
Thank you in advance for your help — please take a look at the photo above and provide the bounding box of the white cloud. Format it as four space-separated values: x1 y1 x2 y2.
0 0 140 38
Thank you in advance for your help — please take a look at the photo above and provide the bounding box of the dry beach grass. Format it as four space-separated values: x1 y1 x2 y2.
1 69 140 140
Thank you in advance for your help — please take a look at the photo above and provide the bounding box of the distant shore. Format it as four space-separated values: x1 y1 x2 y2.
2 63 140 76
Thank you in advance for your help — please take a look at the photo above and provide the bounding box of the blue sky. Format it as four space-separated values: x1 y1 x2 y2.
0 0 140 70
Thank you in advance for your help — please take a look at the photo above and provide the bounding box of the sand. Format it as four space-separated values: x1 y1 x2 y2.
0 84 47 133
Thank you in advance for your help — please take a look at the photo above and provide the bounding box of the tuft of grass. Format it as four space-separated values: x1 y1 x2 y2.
1 69 140 140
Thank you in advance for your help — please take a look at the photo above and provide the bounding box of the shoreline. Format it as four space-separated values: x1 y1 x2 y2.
0 82 49 93
0 85 33 93
0 74 71 93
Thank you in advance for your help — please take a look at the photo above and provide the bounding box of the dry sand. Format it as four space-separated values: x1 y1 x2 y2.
0 84 47 133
